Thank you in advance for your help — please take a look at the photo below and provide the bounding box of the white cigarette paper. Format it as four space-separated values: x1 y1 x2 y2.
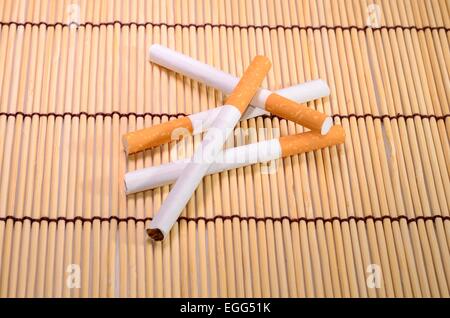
125 139 281 194
123 46 331 156
147 106 242 240
188 80 330 133
149 44 332 135
147 56 272 241
125 125 346 194
123 80 331 155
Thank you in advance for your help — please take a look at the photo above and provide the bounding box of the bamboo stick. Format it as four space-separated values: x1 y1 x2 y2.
6 0 37 297
184 0 201 297
318 2 366 297
324 0 383 298
87 0 106 297
49 0 74 297
131 0 147 298
243 0 275 297
0 0 29 297
382 0 450 294
190 0 209 297
60 0 85 297
164 0 181 298
142 0 155 298
375 0 440 293
340 0 406 298
117 0 130 297
373 0 442 297
0 0 22 294
379 0 449 296
407 0 450 181
125 0 138 298
199 0 223 297
227 0 263 298
307 0 352 298
41 0 69 297
265 0 300 297
97 0 114 298
317 0 370 297
0 0 449 298
150 0 167 297
23 0 55 297
396 0 450 280
358 0 423 297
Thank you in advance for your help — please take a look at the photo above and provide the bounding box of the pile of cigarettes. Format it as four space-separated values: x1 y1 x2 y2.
123 45 345 241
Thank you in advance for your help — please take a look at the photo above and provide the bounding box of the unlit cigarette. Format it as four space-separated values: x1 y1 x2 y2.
125 125 345 194
147 56 272 241
149 44 332 132
123 80 329 155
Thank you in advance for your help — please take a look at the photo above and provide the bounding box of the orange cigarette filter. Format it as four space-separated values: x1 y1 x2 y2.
225 55 272 113
125 125 345 194
279 125 345 157
122 45 333 155
147 55 271 241
122 117 193 155
122 88 331 155
265 94 330 133
123 57 271 155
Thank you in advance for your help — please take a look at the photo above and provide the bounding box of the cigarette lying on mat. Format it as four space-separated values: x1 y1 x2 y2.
149 45 332 131
125 125 345 194
147 56 272 241
123 80 329 155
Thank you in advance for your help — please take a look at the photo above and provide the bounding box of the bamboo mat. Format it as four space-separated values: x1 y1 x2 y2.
0 0 449 298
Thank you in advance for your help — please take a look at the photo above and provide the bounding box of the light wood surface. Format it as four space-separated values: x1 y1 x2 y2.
0 0 449 297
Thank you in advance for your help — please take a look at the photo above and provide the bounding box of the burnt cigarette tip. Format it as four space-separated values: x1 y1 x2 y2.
147 228 164 241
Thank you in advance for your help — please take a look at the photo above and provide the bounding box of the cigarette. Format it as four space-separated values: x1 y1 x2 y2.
149 44 332 131
123 79 329 155
147 56 272 241
125 125 345 194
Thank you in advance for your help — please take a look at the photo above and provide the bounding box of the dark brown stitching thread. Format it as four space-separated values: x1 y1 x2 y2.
0 21 449 32
1 111 448 121
332 113 450 121
0 111 189 119
0 214 448 225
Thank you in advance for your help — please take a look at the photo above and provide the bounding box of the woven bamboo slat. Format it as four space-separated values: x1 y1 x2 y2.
0 0 448 297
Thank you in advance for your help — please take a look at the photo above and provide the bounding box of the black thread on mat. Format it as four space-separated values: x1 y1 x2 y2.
1 111 448 121
332 113 450 121
0 111 189 119
0 214 448 225
0 21 449 32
